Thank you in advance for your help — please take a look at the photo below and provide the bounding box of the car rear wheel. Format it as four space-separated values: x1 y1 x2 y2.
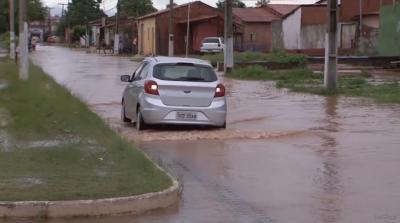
220 122 226 129
136 110 147 131
121 101 131 123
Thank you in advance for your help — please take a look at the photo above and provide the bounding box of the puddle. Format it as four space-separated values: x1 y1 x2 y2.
0 80 8 91
0 108 12 128
18 136 103 150
0 177 46 188
0 130 13 152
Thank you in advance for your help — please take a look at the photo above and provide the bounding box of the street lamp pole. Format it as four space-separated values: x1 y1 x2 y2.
18 0 29 80
224 0 234 74
324 0 338 90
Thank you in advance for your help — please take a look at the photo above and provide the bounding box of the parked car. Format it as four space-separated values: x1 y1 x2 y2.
47 36 58 43
120 56 227 130
200 37 224 53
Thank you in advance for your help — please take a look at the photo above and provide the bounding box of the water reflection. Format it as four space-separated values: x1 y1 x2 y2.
315 96 343 223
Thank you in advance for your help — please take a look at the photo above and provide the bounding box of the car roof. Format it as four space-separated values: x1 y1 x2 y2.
146 56 212 66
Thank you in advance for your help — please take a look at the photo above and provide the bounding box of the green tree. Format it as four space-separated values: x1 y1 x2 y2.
0 0 47 34
118 0 157 17
65 0 105 27
216 0 246 10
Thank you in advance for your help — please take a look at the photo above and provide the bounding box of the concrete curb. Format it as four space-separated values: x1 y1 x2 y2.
0 179 179 218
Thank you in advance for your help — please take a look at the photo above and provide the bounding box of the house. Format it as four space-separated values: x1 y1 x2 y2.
89 16 137 53
341 0 396 54
232 8 280 52
137 1 225 55
264 4 327 53
316 0 395 52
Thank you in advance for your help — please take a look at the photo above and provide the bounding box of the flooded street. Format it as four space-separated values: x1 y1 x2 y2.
6 45 399 223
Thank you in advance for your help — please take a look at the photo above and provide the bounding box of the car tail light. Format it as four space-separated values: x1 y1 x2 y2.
214 84 225 97
144 80 159 95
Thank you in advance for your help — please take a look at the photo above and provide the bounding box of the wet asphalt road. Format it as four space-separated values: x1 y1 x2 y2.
6 46 400 223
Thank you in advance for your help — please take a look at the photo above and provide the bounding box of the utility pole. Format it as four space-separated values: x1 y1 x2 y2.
58 3 68 43
114 0 120 54
224 0 234 74
47 7 53 37
359 0 362 47
185 2 191 57
9 0 15 60
168 0 174 56
18 0 29 80
323 0 338 90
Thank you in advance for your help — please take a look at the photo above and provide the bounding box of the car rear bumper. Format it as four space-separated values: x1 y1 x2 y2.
200 48 223 53
140 95 227 127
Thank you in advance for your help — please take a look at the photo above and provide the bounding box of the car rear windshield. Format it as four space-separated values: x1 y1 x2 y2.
203 38 220 44
153 63 218 82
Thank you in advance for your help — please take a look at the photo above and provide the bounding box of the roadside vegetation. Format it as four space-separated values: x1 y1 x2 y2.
229 65 400 104
199 51 307 65
0 59 171 201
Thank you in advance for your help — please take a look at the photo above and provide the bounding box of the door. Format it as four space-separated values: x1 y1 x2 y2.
341 23 356 49
124 62 148 118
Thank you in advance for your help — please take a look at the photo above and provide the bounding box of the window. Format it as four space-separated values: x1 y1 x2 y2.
249 33 256 42
202 38 220 44
137 63 150 80
132 62 145 78
153 63 217 82
132 62 149 80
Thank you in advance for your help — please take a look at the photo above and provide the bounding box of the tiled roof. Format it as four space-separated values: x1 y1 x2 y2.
233 8 279 23
264 4 300 17
138 1 208 20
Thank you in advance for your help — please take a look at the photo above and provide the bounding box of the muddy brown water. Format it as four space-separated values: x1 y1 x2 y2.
3 46 400 223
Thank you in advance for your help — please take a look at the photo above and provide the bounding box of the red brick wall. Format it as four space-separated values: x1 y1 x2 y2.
301 6 327 25
242 22 272 52
192 21 219 52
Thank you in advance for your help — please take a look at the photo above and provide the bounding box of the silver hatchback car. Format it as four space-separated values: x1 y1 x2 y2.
120 56 227 130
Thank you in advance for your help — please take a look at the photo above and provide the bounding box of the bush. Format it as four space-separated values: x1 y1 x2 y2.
199 51 307 65
0 32 11 51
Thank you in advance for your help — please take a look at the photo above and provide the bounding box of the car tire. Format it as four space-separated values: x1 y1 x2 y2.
121 101 131 123
136 110 147 131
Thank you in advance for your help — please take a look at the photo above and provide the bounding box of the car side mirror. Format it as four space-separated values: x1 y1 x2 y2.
120 75 131 82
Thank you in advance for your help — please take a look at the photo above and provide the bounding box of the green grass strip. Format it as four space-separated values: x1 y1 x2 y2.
0 60 171 201
229 65 400 104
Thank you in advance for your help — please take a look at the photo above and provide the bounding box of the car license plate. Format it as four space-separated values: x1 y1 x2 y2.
176 111 197 120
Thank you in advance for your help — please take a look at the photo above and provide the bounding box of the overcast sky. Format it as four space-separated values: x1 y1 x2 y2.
43 0 319 16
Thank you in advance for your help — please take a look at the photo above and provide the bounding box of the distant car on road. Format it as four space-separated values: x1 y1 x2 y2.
120 56 227 130
47 36 58 43
200 37 224 53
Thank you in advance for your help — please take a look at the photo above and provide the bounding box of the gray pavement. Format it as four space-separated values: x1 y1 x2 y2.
4 45 399 223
